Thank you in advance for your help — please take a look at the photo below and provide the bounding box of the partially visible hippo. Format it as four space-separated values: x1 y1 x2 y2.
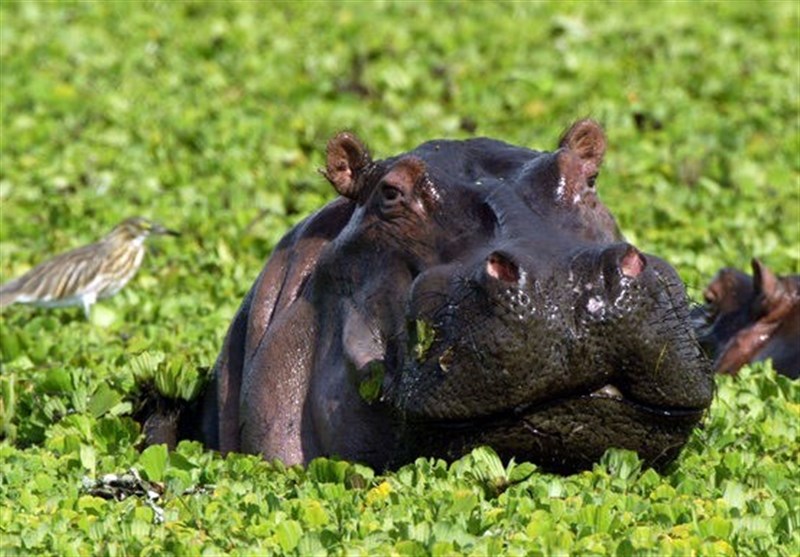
694 259 799 379
158 120 714 473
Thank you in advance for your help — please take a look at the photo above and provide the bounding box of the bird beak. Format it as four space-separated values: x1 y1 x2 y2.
152 223 181 237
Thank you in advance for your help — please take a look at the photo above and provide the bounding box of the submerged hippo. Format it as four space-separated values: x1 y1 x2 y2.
155 120 714 472
694 259 799 379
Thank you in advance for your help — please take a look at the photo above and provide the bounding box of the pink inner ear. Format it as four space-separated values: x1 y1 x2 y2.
559 119 606 176
752 259 784 300
334 162 352 182
324 132 371 199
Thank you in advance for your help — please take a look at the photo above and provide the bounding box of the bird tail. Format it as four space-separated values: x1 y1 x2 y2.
0 279 23 308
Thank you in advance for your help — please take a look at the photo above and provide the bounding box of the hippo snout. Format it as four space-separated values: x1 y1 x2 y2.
404 244 712 409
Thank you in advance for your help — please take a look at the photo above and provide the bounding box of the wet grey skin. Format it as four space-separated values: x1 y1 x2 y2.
0 217 179 318
149 120 714 473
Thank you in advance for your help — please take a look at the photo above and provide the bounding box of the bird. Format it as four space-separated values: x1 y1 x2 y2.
0 217 179 318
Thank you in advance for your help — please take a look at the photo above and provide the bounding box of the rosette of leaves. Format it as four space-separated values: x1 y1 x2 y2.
128 351 206 402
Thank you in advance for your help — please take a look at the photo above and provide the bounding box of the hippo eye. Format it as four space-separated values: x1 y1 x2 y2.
380 184 404 210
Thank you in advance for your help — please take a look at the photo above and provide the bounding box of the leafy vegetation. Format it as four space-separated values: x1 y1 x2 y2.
1 1 798 555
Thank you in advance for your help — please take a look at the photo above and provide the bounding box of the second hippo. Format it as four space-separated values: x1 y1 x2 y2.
694 259 799 379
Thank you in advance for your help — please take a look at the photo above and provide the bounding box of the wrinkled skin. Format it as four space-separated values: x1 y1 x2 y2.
181 120 713 473
693 259 799 379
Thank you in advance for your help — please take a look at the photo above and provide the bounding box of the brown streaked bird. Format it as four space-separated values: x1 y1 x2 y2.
0 217 179 318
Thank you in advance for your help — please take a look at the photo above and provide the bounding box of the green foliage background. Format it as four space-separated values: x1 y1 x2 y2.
1 1 798 555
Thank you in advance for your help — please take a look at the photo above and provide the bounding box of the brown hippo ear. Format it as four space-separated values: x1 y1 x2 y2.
752 258 787 312
323 132 372 200
559 119 606 179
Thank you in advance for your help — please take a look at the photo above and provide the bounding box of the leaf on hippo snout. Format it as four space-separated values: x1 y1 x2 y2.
413 319 436 363
357 360 385 404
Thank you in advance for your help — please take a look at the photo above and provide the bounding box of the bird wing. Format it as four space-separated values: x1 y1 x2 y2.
0 241 109 305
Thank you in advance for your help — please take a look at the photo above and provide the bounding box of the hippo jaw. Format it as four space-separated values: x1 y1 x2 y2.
400 390 708 473
391 244 714 472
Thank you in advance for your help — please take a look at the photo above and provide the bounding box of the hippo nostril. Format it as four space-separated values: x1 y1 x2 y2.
620 245 646 278
600 243 646 292
486 251 520 283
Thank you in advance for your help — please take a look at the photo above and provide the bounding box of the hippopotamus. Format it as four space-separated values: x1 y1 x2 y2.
156 120 714 473
693 259 799 379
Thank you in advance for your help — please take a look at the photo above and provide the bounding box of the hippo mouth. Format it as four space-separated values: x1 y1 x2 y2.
398 379 708 472
585 383 707 418
412 382 708 430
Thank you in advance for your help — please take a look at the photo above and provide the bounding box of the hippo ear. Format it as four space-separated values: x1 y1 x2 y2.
323 132 372 200
559 119 606 179
751 258 787 312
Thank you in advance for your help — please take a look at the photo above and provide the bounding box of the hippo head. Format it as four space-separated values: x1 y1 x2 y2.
189 120 714 473
694 259 799 379
307 120 713 472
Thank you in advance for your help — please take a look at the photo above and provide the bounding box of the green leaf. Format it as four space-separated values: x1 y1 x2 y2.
307 458 351 484
600 449 642 481
721 481 747 511
301 500 330 528
413 319 436 362
169 451 198 472
395 540 428 557
127 351 166 381
87 383 122 418
40 369 73 394
274 520 303 552
0 374 17 440
89 305 116 328
139 444 169 482
698 516 733 540
357 360 384 404
296 533 326 556
508 461 537 484
79 444 96 475
0 327 22 362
